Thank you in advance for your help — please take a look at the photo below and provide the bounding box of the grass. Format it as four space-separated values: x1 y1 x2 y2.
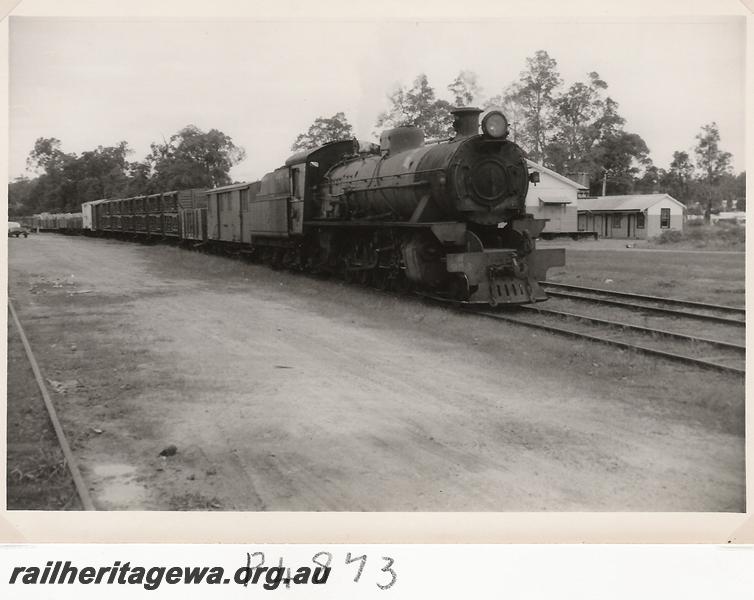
651 221 745 250
540 243 744 437
547 247 745 306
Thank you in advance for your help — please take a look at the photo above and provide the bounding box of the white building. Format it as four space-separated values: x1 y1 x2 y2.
525 160 589 234
577 193 686 239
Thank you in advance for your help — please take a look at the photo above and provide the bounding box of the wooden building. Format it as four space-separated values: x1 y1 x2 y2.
525 161 589 234
577 193 686 239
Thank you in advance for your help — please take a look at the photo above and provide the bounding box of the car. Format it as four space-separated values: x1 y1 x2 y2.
8 222 29 238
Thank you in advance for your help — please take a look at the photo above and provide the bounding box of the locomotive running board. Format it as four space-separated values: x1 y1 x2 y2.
304 220 467 245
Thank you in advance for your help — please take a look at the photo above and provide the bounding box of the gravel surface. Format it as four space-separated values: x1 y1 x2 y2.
6 234 745 511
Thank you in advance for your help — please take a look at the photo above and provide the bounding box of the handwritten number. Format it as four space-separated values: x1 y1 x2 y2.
345 552 367 583
312 551 333 569
278 557 292 588
245 552 265 588
377 556 397 590
244 551 394 589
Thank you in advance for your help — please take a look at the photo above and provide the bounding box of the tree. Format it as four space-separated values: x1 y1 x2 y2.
635 164 661 194
588 131 651 195
126 160 153 196
10 126 246 215
21 137 75 211
714 172 746 211
591 96 625 140
505 50 562 163
730 171 746 211
148 125 246 190
658 150 694 201
376 74 454 139
530 68 651 193
26 137 71 174
291 112 353 151
694 122 732 184
692 123 733 220
8 176 37 215
547 72 608 170
69 141 132 204
447 70 482 107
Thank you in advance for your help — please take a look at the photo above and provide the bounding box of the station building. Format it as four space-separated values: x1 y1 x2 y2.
525 160 589 234
576 193 686 239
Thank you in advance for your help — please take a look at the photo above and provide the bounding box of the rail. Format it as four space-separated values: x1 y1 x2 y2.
8 300 96 511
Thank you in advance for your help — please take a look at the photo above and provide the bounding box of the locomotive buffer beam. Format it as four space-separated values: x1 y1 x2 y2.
446 247 565 305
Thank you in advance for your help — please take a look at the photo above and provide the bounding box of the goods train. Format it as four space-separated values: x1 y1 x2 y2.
22 107 565 305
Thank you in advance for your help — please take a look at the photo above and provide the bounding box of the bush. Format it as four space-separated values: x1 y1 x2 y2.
651 222 744 248
655 229 684 244
716 222 746 244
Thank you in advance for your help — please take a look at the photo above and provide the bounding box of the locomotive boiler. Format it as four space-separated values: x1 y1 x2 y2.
302 107 565 304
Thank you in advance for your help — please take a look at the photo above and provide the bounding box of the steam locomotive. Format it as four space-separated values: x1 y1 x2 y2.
35 107 565 305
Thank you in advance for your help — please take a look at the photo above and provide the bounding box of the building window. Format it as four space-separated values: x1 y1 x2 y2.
612 214 622 228
660 208 671 228
636 212 645 228
240 189 249 212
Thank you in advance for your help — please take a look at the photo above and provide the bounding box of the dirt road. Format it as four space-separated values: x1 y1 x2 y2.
7 234 745 511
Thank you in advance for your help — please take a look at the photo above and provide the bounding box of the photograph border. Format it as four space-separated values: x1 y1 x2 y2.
1 0 751 544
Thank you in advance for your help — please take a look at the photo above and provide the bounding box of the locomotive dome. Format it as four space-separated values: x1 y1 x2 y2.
379 126 425 155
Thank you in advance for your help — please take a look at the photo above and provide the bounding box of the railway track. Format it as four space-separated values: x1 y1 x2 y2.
468 282 745 376
539 281 745 325
8 300 96 510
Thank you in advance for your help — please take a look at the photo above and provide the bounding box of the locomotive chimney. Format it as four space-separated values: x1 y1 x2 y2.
451 106 483 137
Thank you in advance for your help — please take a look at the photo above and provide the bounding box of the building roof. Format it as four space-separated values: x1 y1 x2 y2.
577 193 685 212
526 160 587 190
537 195 572 205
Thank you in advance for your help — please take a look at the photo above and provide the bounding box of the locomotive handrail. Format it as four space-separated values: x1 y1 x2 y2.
340 180 430 194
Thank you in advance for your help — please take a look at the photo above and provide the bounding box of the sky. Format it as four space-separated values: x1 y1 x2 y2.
9 15 746 184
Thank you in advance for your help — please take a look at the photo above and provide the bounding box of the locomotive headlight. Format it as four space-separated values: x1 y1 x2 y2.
481 111 509 139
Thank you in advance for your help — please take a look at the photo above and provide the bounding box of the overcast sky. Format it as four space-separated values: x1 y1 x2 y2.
9 15 745 183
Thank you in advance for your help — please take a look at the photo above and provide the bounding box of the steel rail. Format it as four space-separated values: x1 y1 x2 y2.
541 290 745 326
469 308 745 376
540 281 745 314
8 300 96 511
519 305 746 352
